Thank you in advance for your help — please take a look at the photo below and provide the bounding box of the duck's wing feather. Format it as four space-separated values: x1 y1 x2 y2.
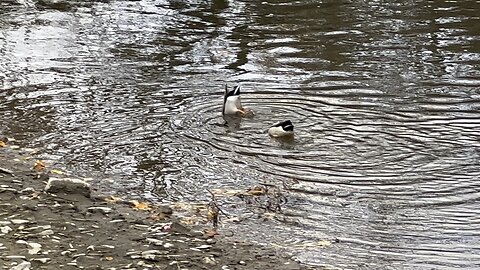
272 120 292 127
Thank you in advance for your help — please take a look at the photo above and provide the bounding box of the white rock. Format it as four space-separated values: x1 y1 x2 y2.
163 243 174 248
27 242 42 254
11 219 30 225
24 225 51 231
39 229 54 236
9 261 31 270
195 245 212 250
44 177 91 197
202 256 217 265
6 256 26 260
146 238 163 246
1 226 13 234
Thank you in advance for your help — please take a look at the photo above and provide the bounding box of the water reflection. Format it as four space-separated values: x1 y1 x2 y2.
1 0 480 269
222 114 241 133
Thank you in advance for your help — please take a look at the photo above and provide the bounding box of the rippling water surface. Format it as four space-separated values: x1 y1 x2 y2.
2 0 480 268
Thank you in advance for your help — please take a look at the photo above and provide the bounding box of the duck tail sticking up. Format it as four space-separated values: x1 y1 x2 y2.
223 84 244 115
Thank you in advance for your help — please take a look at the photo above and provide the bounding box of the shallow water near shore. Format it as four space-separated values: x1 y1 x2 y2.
1 0 480 268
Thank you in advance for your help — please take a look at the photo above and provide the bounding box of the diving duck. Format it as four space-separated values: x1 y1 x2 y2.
268 120 294 137
223 85 247 116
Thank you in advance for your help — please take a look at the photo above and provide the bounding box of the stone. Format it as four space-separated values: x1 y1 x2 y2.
45 177 91 197
195 245 212 250
9 261 31 270
27 242 42 254
11 219 30 225
30 258 50 264
202 256 217 265
38 229 54 236
87 207 112 215
1 226 13 234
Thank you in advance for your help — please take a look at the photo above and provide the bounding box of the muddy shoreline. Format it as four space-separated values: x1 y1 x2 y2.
0 143 311 270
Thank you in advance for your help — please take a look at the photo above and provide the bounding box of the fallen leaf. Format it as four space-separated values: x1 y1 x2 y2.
246 186 266 196
105 256 113 261
50 169 64 175
105 196 122 204
130 200 151 211
33 160 46 172
210 188 242 197
180 217 199 225
0 141 6 147
317 240 332 247
204 228 218 237
149 212 168 221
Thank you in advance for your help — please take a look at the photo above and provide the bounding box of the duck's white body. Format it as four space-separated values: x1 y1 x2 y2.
224 95 242 115
268 120 294 137
223 85 244 115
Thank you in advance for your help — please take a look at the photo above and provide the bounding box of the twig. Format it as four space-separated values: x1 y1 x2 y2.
207 189 230 218
0 167 14 176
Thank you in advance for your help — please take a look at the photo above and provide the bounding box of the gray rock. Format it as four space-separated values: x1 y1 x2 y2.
87 207 112 215
45 177 91 197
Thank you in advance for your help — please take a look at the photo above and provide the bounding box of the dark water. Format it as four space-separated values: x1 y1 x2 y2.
2 0 480 268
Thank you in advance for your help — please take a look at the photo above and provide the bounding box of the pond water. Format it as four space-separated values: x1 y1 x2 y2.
1 0 480 268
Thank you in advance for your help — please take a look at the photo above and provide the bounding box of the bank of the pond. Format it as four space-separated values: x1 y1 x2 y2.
0 145 310 270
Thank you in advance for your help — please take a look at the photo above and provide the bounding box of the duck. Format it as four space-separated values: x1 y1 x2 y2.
223 85 247 116
268 120 294 137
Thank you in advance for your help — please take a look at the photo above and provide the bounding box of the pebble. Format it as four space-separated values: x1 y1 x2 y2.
87 207 112 214
39 229 54 236
11 219 30 224
206 238 216 244
202 256 217 266
146 238 163 246
31 258 50 264
1 226 13 234
195 244 212 250
27 242 42 254
10 261 31 270
163 243 174 249
140 249 170 261
45 177 91 197
19 188 34 194
6 256 27 260
24 225 51 231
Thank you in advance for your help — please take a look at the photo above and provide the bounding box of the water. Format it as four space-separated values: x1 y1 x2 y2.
1 0 480 268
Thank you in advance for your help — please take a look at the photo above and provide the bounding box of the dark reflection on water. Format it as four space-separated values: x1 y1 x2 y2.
1 0 480 268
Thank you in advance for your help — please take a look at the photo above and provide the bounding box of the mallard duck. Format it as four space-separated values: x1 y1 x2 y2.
223 85 247 116
268 120 294 137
